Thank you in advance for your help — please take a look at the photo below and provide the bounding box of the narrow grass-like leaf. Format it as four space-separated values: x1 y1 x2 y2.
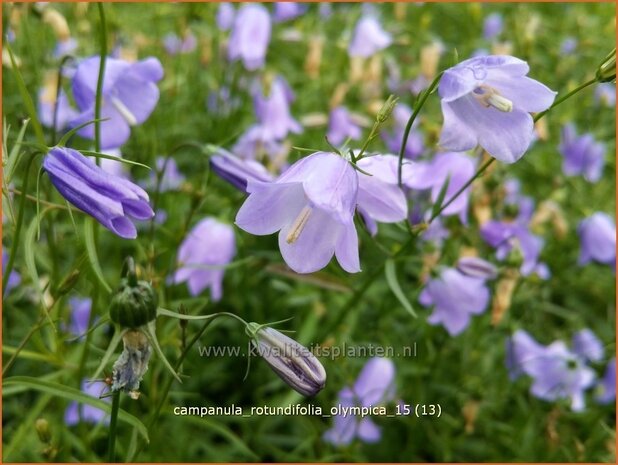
144 321 182 383
2 376 149 443
84 217 112 294
24 211 55 330
384 259 417 317
80 150 151 170
5 44 46 145
157 307 215 320
91 327 123 382
5 118 30 183
431 174 451 220
55 117 108 147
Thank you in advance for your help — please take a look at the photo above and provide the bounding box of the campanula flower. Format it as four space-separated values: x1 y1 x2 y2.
173 217 236 300
482 13 503 40
419 268 490 336
348 16 392 58
577 213 616 268
381 104 424 159
481 221 549 278
355 154 408 235
236 152 360 274
438 55 556 163
67 297 92 338
560 37 577 55
506 330 596 412
54 37 78 58
228 3 271 71
210 148 273 193
2 247 21 295
232 125 284 161
405 152 476 224
162 32 197 55
247 323 326 396
596 358 616 404
273 3 307 22
505 329 546 380
216 3 235 31
70 56 164 149
456 256 498 280
324 357 396 446
326 107 362 146
595 83 616 107
43 147 154 239
572 329 604 363
558 123 605 182
64 379 110 425
144 157 185 192
38 71 78 130
253 76 302 141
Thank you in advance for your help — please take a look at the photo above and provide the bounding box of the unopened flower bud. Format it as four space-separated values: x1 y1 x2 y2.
35 418 51 443
596 48 616 83
376 94 398 123
246 323 326 396
109 258 158 329
456 257 498 280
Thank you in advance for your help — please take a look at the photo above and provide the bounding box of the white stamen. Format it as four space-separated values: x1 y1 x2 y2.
474 85 513 113
286 206 312 244
110 96 138 126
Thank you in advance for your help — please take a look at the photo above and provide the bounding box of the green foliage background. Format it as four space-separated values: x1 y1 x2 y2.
2 2 616 462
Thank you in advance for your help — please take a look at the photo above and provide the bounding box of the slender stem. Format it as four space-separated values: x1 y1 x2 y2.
429 157 494 223
107 390 120 462
397 72 444 187
94 3 107 154
3 152 38 292
533 77 597 123
131 317 218 461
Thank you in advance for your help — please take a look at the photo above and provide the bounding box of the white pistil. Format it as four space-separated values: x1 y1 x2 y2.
110 96 138 126
286 206 312 244
474 85 513 113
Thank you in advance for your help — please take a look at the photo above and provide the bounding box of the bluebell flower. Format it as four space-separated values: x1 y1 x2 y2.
577 212 616 268
70 56 164 149
326 107 362 146
419 268 490 336
596 358 616 404
236 152 360 274
173 218 236 300
43 147 154 239
228 4 271 71
324 358 396 446
559 123 605 182
482 13 503 40
65 379 110 425
438 55 556 163
348 16 392 58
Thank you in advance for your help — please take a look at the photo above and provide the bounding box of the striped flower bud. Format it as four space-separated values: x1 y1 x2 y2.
246 323 326 396
456 256 498 280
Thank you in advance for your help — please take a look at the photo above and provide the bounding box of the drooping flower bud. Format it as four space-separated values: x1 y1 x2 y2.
246 323 326 396
35 418 52 444
456 256 498 280
109 258 158 329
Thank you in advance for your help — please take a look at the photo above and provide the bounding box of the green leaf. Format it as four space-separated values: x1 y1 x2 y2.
84 218 113 294
56 117 109 147
24 211 55 330
431 173 451 220
5 117 30 183
80 150 152 170
5 44 46 145
3 376 150 443
384 259 417 317
157 307 215 321
144 322 182 384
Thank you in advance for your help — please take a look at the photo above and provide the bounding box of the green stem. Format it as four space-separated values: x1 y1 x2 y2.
397 71 444 187
94 3 107 154
107 390 120 462
3 152 38 292
532 77 597 123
